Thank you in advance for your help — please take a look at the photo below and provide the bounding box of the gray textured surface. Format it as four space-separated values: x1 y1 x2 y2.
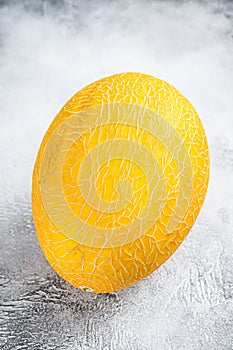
0 0 233 349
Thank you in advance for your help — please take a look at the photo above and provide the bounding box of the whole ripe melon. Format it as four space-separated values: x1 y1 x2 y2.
32 72 209 293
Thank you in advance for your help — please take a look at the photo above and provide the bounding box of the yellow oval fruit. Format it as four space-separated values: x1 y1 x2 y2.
32 72 209 293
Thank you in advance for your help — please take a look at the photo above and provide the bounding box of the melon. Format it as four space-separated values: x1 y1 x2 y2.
32 72 209 293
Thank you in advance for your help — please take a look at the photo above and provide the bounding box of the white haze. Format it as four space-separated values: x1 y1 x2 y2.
0 1 233 212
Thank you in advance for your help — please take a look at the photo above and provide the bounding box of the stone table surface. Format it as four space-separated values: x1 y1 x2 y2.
0 1 233 349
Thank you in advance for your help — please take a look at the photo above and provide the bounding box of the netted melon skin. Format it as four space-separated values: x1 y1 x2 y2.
32 72 209 293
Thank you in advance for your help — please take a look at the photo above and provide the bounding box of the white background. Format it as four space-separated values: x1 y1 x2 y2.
0 1 233 349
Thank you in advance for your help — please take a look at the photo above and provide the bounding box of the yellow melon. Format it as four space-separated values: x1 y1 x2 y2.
32 72 209 293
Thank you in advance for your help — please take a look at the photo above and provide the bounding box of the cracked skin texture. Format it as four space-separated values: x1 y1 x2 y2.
32 72 209 293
